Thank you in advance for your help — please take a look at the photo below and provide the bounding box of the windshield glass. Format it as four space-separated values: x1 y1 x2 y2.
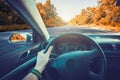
0 0 120 34
36 0 120 33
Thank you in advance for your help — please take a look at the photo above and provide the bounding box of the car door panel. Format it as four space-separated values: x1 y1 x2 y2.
0 43 41 79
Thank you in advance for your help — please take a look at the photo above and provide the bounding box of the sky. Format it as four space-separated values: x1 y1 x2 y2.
36 0 97 21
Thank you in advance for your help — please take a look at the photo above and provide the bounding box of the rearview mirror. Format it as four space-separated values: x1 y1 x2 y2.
116 0 120 6
9 33 32 44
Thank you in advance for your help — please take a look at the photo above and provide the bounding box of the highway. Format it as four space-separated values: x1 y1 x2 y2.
47 26 112 35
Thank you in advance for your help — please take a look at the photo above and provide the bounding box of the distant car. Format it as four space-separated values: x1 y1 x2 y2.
0 0 120 80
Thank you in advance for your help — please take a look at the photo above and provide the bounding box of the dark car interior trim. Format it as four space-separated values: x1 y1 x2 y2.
0 43 41 79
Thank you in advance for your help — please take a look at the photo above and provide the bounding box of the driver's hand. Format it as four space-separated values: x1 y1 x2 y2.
34 46 53 73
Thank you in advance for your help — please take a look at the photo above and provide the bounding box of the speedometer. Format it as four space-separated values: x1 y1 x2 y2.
75 44 87 51
57 43 69 54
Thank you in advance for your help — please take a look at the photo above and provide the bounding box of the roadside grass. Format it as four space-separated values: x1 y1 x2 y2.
79 24 120 32
94 25 120 32
0 24 120 32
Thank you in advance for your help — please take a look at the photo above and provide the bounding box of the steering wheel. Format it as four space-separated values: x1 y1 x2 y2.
43 33 106 80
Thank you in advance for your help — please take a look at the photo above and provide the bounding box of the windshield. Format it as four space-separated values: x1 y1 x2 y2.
0 0 120 34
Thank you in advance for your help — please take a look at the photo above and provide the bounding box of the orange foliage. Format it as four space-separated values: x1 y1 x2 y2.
69 0 120 32
36 0 66 27
10 33 26 42
0 0 66 31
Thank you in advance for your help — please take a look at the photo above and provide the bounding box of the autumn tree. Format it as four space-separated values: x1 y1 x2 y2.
69 8 93 26
0 0 25 25
36 0 66 27
0 0 65 27
69 0 120 28
97 0 120 26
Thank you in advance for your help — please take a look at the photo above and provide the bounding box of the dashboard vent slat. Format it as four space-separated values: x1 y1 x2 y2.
99 44 114 51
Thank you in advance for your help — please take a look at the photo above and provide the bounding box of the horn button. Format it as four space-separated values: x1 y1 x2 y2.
56 51 88 80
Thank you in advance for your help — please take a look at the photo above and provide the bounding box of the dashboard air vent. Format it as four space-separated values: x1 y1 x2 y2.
99 43 114 51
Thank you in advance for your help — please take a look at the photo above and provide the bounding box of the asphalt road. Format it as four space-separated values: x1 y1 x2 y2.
47 26 111 35
0 26 117 54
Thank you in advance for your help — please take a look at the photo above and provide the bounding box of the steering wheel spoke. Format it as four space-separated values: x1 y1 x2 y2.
84 49 100 62
89 71 100 80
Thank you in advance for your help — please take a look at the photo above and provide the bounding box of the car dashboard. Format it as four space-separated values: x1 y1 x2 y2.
0 33 120 80
88 34 120 80
49 34 120 56
51 35 94 56
48 34 120 80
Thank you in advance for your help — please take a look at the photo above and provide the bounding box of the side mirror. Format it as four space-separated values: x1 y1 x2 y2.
116 0 120 6
9 33 32 44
